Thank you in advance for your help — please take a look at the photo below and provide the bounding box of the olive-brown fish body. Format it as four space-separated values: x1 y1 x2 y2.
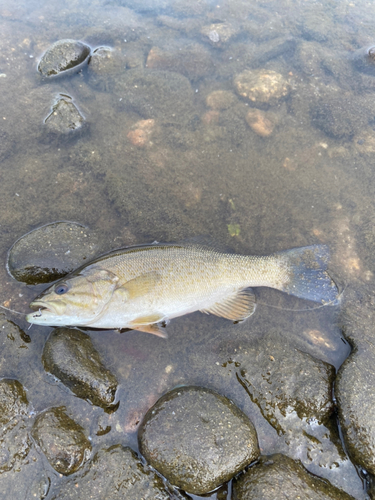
26 243 337 336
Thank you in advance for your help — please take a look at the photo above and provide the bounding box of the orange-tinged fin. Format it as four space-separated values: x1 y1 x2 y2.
121 272 161 299
200 288 256 322
130 315 168 338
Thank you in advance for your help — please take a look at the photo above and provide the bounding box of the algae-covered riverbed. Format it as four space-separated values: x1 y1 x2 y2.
1 0 375 498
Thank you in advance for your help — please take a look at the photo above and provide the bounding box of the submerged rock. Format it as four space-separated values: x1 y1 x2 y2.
336 286 375 476
51 445 170 499
206 90 237 110
201 23 239 47
38 39 91 77
44 94 85 134
138 385 259 495
7 221 101 285
32 407 91 475
146 43 213 81
0 379 31 473
246 109 278 137
42 328 118 410
0 379 29 426
233 69 290 106
233 454 355 500
350 45 375 75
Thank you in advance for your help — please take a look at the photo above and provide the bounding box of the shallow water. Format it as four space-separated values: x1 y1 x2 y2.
0 0 375 497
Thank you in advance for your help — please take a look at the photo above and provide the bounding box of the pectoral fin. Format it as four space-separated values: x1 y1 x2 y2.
118 272 161 300
129 314 168 338
200 288 256 322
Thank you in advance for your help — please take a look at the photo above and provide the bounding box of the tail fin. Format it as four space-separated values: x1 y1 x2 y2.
276 245 338 304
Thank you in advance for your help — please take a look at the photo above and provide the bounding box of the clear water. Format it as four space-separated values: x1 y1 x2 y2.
0 0 374 497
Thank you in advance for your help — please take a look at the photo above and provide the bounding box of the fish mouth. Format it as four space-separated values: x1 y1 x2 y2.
29 301 56 315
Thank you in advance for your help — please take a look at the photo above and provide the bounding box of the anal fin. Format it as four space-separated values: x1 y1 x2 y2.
200 288 256 322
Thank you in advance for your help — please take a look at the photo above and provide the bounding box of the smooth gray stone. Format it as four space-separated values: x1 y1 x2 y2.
139 385 259 495
38 39 91 77
42 328 118 410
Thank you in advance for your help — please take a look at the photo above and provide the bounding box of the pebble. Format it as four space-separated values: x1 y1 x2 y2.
32 407 91 475
42 328 118 410
7 221 102 285
233 69 290 105
44 94 85 134
201 23 239 47
138 385 259 495
38 39 91 77
245 109 278 137
127 119 156 147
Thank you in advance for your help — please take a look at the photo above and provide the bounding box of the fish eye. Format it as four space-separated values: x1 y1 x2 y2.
55 283 69 295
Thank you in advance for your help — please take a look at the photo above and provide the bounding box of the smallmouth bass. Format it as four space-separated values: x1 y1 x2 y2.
26 242 338 336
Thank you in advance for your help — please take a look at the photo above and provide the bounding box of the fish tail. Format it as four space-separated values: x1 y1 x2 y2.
276 245 338 303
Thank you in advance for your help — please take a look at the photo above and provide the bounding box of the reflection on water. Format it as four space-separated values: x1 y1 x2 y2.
0 0 375 497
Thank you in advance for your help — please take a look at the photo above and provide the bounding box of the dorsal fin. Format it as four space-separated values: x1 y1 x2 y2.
200 288 256 322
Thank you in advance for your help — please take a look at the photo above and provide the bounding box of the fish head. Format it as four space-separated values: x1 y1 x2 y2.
26 267 119 327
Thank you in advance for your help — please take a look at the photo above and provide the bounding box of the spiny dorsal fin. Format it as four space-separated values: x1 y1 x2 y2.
119 272 161 300
200 288 256 322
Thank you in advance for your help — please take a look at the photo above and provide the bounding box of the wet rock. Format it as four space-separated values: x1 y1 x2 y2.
246 109 278 137
51 445 170 499
0 379 31 473
32 407 91 475
146 44 213 81
0 379 29 425
7 221 101 285
139 386 259 495
233 69 290 106
201 23 239 47
232 330 335 433
233 454 355 500
38 39 91 77
44 94 85 134
206 90 237 110
335 286 375 476
350 45 375 75
42 328 118 409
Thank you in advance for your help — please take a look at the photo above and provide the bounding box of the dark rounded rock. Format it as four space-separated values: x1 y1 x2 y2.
51 445 170 499
336 345 375 475
0 379 29 426
138 386 259 495
38 39 91 77
44 94 85 134
32 407 91 475
336 286 375 476
233 454 355 500
42 328 118 409
7 221 102 285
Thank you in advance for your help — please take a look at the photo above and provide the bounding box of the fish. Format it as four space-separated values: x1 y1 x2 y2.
26 242 338 337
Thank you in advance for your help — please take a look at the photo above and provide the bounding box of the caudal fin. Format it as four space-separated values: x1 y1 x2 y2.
276 245 338 304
